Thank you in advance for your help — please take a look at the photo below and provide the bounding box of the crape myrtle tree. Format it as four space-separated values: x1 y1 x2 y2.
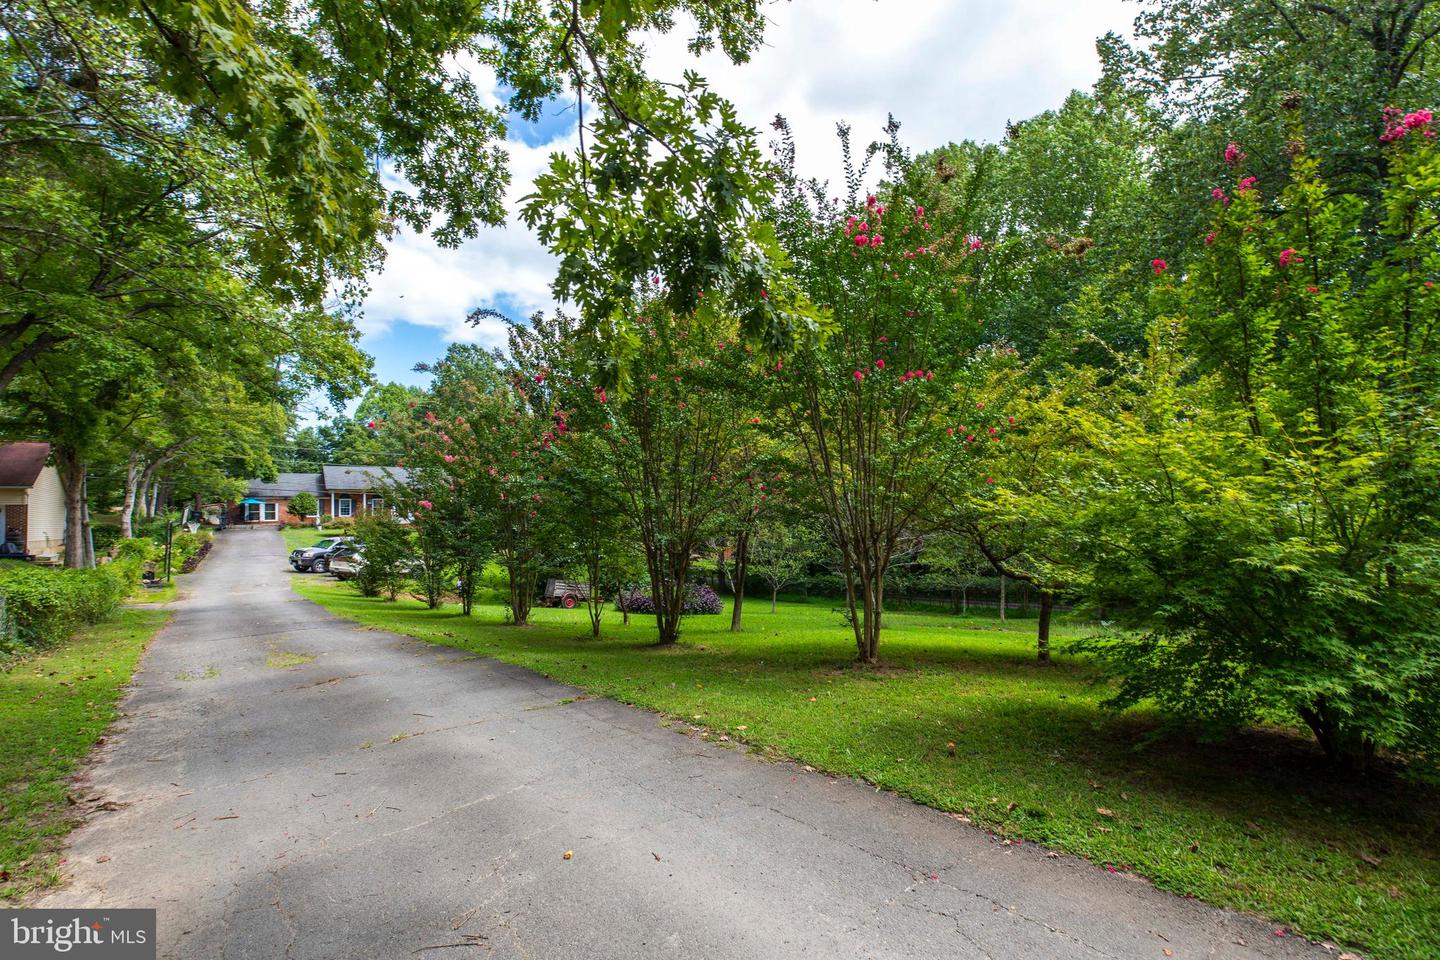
764 119 1014 662
572 304 759 645
507 310 639 638
380 470 455 611
1063 114 1440 769
390 366 556 625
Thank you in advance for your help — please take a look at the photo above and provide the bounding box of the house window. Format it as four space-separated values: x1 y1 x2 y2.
337 496 353 518
263 502 278 521
244 503 260 522
369 497 382 514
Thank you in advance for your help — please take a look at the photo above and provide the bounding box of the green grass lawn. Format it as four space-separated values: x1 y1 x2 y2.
0 606 170 902
295 576 1438 958
280 526 348 554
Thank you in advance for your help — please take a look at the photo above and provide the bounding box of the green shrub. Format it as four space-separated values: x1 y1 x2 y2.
171 532 202 564
0 560 138 657
352 512 411 600
289 491 319 519
114 537 158 565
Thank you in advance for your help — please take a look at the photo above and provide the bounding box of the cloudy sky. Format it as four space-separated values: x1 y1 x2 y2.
348 0 1137 401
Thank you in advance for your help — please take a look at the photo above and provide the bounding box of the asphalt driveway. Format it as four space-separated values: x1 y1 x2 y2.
39 529 1329 959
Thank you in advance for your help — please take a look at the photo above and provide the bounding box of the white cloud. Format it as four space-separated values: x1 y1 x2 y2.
358 0 1134 348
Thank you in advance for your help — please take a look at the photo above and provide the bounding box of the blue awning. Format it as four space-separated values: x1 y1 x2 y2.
238 497 265 505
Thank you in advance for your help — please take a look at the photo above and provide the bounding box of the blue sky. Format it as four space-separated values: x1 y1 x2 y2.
328 0 1135 420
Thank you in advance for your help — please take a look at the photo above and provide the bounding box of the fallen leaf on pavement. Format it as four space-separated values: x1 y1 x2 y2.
562 850 573 860
652 852 661 862
1163 950 1174 957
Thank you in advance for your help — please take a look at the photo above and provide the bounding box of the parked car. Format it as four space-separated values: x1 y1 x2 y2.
327 546 363 581
289 537 354 573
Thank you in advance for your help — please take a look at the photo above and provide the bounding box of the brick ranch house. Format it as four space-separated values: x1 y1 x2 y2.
229 464 412 525
0 442 66 561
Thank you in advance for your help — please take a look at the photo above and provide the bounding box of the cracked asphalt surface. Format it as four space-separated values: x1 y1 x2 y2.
39 529 1331 959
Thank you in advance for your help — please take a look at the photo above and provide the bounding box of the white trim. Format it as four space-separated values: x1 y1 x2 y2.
262 502 278 522
336 496 353 518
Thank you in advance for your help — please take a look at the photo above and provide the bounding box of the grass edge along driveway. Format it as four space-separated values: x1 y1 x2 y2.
0 606 171 903
295 577 1438 960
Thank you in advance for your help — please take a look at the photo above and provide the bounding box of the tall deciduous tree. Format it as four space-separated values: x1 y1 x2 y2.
1060 117 1440 768
766 120 1008 662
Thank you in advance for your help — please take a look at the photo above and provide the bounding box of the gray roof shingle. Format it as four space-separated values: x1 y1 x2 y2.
320 464 412 492
245 473 324 498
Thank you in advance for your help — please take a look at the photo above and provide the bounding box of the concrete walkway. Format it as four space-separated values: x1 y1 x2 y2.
40 529 1329 959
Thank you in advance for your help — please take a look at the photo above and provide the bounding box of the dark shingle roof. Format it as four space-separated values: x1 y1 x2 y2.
0 442 50 487
245 473 324 498
321 464 411 492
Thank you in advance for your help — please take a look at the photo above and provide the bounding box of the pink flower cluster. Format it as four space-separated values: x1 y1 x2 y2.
1224 141 1246 166
1211 188 1229 205
1237 176 1258 193
1381 106 1435 142
417 500 433 510
1151 259 1167 275
1278 248 1302 268
898 370 933 383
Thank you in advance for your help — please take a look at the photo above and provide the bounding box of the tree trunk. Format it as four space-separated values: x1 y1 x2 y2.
961 585 968 614
137 458 163 520
771 584 778 613
647 547 689 646
458 561 475 616
507 563 532 626
120 453 142 539
586 550 604 637
55 446 91 568
729 530 749 632
81 484 95 568
998 573 1007 622
1037 591 1054 663
850 553 884 663
1298 695 1376 772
